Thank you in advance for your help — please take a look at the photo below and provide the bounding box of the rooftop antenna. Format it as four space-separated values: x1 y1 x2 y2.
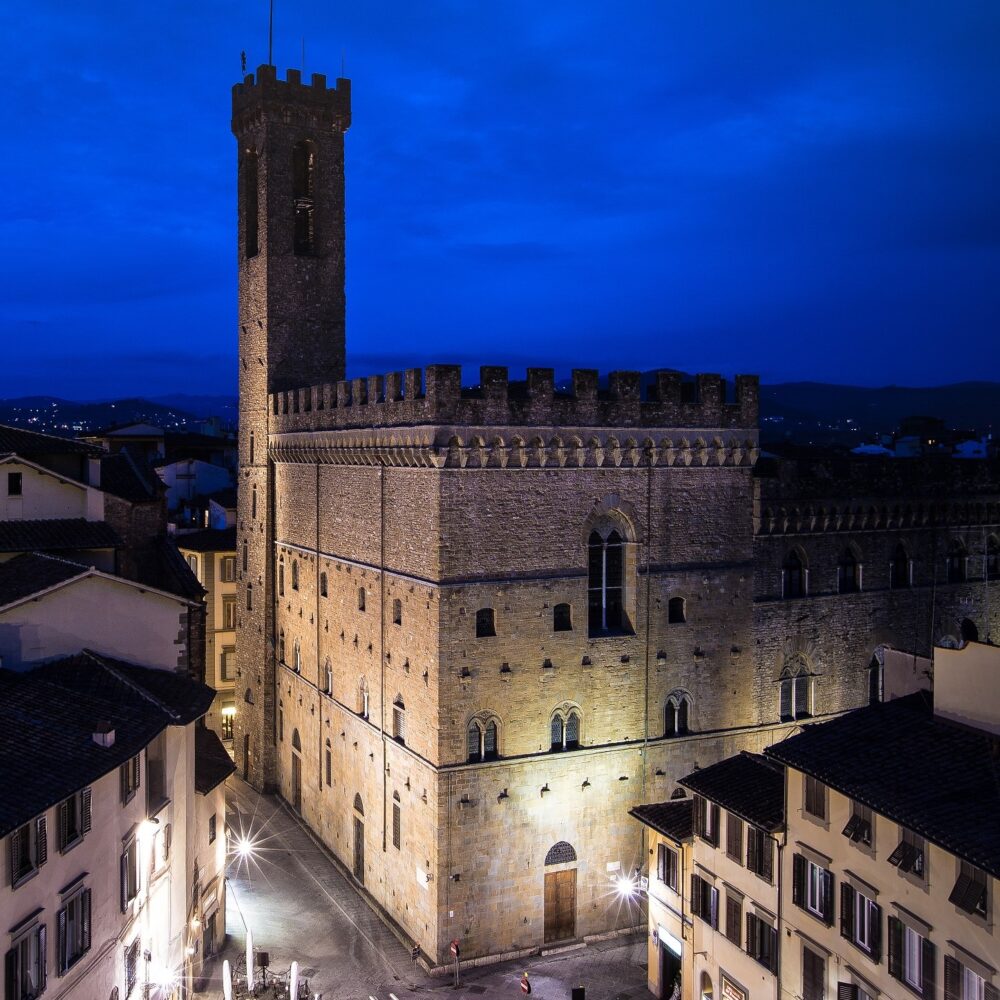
268 0 274 66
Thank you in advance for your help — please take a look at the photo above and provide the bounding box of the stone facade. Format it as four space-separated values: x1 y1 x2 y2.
231 64 1000 966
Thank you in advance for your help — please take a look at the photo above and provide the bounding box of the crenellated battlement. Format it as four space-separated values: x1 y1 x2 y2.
269 365 759 433
232 64 351 130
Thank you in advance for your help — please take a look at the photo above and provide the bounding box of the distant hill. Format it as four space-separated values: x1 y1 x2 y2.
0 396 204 437
148 394 239 421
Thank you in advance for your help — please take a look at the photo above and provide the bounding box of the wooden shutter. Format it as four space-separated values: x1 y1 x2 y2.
727 814 743 861
840 882 854 939
792 853 806 906
746 912 756 958
921 938 936 1000
822 869 835 925
82 888 91 954
747 827 758 872
837 985 858 1000
9 827 21 884
4 948 15 998
887 916 903 980
133 755 141 791
57 906 68 974
693 797 705 838
726 895 741 946
690 874 703 919
120 764 128 804
870 903 882 963
120 850 129 911
666 847 677 889
985 984 999 1000
761 836 773 882
709 804 720 846
803 946 825 1000
37 924 46 991
657 844 665 882
58 800 69 850
81 788 92 835
36 817 47 867
944 956 961 1000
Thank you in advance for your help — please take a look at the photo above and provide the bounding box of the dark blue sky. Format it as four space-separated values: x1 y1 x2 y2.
2 1 999 398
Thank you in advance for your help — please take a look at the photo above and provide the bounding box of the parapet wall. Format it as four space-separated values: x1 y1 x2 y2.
232 64 351 130
269 365 758 433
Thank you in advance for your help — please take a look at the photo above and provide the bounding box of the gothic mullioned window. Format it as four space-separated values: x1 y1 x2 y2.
664 693 691 736
550 709 581 752
780 659 813 721
588 529 625 635
838 547 861 593
466 718 500 763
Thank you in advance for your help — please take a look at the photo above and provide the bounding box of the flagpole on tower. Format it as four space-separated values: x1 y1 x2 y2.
268 0 274 66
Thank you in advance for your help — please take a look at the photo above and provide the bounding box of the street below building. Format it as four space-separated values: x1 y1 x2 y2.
197 777 650 1000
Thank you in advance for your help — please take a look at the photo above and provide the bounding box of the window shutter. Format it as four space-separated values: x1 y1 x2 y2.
35 817 47 868
726 895 741 946
803 947 824 1000
837 985 858 1000
693 797 704 838
82 888 91 954
768 925 779 972
58 800 68 850
120 851 128 912
921 938 936 1000
870 903 882 963
709 886 719 929
81 788 92 834
4 948 15 998
57 906 67 975
944 956 961 1000
727 814 743 861
37 923 46 991
985 984 999 1000
746 912 755 957
710 804 720 846
840 882 854 939
887 917 903 980
822 869 835 925
690 874 703 919
762 837 773 882
121 764 128 804
9 827 21 884
133 755 141 791
792 853 806 906
747 827 758 872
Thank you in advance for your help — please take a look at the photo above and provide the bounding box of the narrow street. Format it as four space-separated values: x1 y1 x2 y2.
198 777 650 1000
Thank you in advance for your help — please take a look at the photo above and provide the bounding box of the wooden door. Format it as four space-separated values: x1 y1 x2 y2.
544 869 576 942
353 817 365 884
291 754 302 812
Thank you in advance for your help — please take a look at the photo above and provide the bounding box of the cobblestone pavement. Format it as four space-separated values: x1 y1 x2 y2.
198 777 650 1000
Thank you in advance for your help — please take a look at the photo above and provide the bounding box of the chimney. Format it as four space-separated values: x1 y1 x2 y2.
93 721 115 747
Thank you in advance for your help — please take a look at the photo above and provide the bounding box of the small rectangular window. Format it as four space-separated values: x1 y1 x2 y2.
803 945 826 1000
58 788 91 851
804 775 827 820
725 892 742 946
120 755 141 805
57 885 92 973
6 922 47 998
657 843 678 891
220 556 237 582
726 813 744 862
7 472 23 496
125 937 140 995
208 814 217 844
121 836 139 910
888 828 925 878
221 645 236 681
392 800 401 849
948 860 988 917
842 802 873 846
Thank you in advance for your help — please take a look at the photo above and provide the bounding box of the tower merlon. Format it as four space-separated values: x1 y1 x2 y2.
269 365 760 432
232 64 351 131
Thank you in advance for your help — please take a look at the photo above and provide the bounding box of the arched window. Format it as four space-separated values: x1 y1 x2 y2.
278 629 285 663
987 536 1000 581
467 718 500 763
588 528 626 635
243 147 259 258
779 660 812 721
782 550 806 599
868 653 883 705
292 140 317 255
475 607 496 638
291 729 302 752
291 560 299 591
947 540 967 583
392 792 401 849
244 687 254 705
550 709 581 751
320 572 328 598
293 640 301 673
393 598 402 625
961 618 979 643
358 587 366 612
353 793 364 816
553 603 572 632
668 597 686 624
278 561 285 597
838 548 860 594
544 841 577 865
324 738 332 786
890 543 911 589
392 697 405 744
324 658 333 695
664 694 691 737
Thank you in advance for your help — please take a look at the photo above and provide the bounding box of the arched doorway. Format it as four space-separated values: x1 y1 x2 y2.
543 841 577 943
291 730 302 812
353 794 365 884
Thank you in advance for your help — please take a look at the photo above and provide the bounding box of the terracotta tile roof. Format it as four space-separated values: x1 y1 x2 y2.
195 726 236 794
629 800 694 844
0 424 98 458
0 518 121 553
679 752 785 832
0 650 214 837
0 552 90 607
765 692 1000 879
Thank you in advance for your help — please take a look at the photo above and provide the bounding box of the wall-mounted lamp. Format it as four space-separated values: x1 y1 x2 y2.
497 788 509 803
581 778 591 788
540 783 550 797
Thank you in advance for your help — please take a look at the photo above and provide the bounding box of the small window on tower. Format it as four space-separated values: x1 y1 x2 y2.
243 148 259 258
293 140 317 255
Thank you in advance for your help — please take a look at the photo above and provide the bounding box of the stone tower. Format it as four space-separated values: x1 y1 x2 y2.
231 65 351 789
